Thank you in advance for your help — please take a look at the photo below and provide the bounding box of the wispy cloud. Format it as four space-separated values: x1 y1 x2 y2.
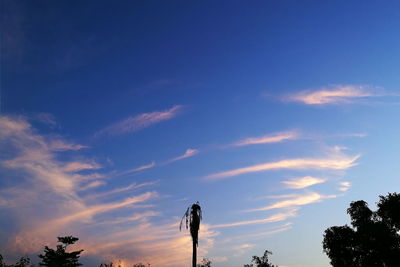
286 85 376 105
79 223 217 267
232 243 255 257
205 154 360 180
87 181 159 200
0 115 218 267
47 140 88 151
282 176 327 189
220 223 293 244
34 112 57 127
116 162 156 177
80 180 106 191
246 192 336 212
338 181 351 192
211 209 297 228
232 130 298 147
62 161 101 172
166 148 199 163
95 105 184 137
53 192 159 225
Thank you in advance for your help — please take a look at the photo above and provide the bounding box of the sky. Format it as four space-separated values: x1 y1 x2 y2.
1 1 400 266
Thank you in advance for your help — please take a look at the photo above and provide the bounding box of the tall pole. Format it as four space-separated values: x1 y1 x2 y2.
192 239 197 267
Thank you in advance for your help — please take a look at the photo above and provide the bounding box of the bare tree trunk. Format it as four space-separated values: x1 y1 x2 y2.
192 240 196 267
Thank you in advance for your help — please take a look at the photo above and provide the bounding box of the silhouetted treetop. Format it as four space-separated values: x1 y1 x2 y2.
244 250 277 267
323 192 400 267
38 235 83 267
180 202 202 267
377 192 400 231
197 258 211 267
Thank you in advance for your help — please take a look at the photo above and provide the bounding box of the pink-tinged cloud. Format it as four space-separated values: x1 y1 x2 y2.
232 131 298 147
47 140 88 151
95 211 159 225
79 223 217 267
0 116 30 136
282 176 327 189
247 192 337 212
1 116 216 267
220 223 293 244
286 85 375 105
95 105 183 137
87 181 159 199
117 162 156 176
339 181 352 191
80 180 106 190
34 112 57 127
54 192 158 225
211 209 297 228
62 161 101 172
167 148 199 163
206 155 360 180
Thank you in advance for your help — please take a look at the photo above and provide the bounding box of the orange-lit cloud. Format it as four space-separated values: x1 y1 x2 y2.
247 192 337 212
286 85 374 105
95 105 183 137
232 130 298 147
206 155 360 180
282 176 327 189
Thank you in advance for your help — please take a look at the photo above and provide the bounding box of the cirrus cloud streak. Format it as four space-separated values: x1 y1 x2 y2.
205 155 360 180
285 85 376 105
95 105 184 137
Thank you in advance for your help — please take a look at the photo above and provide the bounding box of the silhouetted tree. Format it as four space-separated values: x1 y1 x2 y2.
99 263 121 267
14 257 32 267
323 192 400 267
243 250 277 267
197 258 211 267
180 202 202 267
0 255 5 267
132 264 146 267
38 236 83 267
0 255 33 267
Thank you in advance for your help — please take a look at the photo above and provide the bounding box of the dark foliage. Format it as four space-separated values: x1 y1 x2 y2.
99 263 121 267
323 192 400 267
243 250 277 267
38 236 83 267
197 258 211 267
0 255 33 267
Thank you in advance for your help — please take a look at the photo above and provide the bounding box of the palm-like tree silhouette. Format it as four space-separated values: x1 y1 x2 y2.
180 202 202 267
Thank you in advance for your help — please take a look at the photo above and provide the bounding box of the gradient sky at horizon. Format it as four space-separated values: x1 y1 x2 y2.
1 1 400 266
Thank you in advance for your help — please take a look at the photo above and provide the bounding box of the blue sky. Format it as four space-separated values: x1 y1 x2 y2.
1 1 400 266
